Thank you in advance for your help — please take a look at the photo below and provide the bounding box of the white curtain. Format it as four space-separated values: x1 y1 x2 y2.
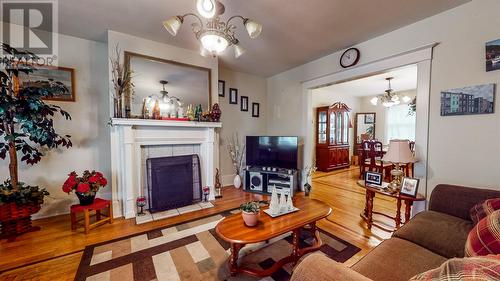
385 104 416 142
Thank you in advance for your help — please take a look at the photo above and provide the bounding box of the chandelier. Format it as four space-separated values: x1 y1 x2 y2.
144 80 182 118
163 0 262 58
370 77 412 108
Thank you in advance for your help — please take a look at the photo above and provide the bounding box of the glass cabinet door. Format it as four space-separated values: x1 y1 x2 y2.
329 111 336 144
318 111 327 144
336 112 342 144
343 112 349 143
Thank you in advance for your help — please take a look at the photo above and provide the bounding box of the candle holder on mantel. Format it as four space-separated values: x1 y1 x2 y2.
136 196 147 216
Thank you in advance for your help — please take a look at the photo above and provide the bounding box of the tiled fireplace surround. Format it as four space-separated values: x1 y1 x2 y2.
110 118 222 219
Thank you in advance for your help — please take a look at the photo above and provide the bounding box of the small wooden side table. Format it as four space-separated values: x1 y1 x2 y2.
357 180 425 232
70 198 113 234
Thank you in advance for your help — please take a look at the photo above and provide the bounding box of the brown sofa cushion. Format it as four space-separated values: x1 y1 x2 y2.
291 253 371 281
393 211 472 258
352 237 447 281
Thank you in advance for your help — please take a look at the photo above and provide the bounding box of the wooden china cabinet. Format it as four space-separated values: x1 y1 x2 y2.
316 102 351 172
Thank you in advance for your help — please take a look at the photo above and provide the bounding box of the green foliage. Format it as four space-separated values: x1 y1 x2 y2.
240 200 267 213
0 180 49 205
0 43 72 165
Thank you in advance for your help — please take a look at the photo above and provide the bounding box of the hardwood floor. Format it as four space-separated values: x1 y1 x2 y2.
0 166 399 279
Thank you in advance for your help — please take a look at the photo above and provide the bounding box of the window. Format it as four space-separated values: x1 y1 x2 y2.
385 104 416 142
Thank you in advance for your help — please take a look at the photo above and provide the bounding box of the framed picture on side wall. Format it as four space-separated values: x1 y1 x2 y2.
229 88 238 104
486 39 500 72
241 96 249 111
252 102 260 117
218 80 225 97
18 65 76 102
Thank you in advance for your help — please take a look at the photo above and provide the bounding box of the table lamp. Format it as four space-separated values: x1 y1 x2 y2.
383 140 415 190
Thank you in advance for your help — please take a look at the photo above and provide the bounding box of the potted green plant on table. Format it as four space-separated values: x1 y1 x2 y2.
0 43 72 238
62 170 108 206
240 201 264 227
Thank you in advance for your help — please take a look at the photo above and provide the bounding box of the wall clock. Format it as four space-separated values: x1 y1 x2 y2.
340 48 360 68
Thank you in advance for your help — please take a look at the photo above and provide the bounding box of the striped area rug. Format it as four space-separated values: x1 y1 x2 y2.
75 210 360 281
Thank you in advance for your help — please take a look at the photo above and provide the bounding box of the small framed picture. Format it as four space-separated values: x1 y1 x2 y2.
229 88 238 104
252 102 260 117
365 171 382 186
18 65 76 102
400 177 420 197
218 80 225 97
364 114 375 124
241 96 249 111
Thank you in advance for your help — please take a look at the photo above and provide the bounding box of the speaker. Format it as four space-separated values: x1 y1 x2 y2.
249 172 263 192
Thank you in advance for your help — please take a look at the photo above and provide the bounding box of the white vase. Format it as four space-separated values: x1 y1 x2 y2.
233 175 242 188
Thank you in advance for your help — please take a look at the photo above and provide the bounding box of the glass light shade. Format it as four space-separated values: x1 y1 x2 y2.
370 97 379 105
402 96 412 103
234 44 246 58
163 16 183 36
200 46 211 57
391 95 400 102
244 19 262 39
200 33 229 54
196 0 216 19
382 101 394 107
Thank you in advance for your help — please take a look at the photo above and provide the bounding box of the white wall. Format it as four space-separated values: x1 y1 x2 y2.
218 68 267 186
311 89 361 157
0 34 110 218
358 90 416 143
267 0 500 194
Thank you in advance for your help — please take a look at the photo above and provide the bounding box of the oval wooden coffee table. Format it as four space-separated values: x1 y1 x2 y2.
215 197 332 277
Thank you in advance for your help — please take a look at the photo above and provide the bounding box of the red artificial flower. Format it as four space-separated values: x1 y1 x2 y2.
88 174 100 184
62 174 77 193
94 172 104 178
99 177 107 187
76 182 90 193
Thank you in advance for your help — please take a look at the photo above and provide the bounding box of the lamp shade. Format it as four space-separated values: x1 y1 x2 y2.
234 44 246 58
383 140 415 164
244 19 262 39
196 0 216 19
163 16 183 36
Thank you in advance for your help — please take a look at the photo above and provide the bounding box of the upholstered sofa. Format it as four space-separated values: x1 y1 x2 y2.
291 184 500 281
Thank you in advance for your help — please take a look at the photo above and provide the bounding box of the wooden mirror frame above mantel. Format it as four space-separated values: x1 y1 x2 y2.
123 51 212 118
354 112 376 155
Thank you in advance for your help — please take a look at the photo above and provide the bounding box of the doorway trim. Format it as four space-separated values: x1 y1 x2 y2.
301 43 437 204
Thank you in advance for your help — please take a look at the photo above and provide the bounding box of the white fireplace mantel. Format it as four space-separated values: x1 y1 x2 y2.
109 118 222 219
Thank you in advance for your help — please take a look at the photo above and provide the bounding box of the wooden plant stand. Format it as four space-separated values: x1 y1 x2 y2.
70 198 113 234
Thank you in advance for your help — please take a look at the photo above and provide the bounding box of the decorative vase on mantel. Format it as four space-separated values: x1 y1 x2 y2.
233 174 242 189
76 192 96 206
113 98 123 118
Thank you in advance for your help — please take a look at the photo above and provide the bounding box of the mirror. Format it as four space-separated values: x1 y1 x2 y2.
124 52 211 118
355 113 376 144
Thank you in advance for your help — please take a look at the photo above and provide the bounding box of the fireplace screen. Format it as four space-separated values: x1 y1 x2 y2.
146 154 202 213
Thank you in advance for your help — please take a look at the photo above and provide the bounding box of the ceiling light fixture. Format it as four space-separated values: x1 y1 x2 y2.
371 77 411 108
163 0 262 58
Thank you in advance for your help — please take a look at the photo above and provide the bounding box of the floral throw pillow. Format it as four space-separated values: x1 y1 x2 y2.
409 255 500 281
465 209 500 257
469 198 500 225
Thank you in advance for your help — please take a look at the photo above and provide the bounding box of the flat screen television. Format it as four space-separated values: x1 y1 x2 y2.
246 136 299 169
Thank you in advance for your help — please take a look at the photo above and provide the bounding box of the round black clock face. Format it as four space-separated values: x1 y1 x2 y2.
340 48 360 68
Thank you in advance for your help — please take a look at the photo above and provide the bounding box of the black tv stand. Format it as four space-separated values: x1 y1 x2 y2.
244 166 298 196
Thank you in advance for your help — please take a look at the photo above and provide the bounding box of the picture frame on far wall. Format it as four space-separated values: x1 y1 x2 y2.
241 96 249 111
18 65 76 102
252 102 260 117
440 83 495 116
218 80 225 97
486 39 500 72
365 171 382 187
229 88 238 104
364 114 375 124
400 177 420 197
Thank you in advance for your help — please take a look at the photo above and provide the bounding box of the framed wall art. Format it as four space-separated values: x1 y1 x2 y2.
241 96 249 111
252 102 260 117
218 80 225 97
18 65 76 102
229 88 238 104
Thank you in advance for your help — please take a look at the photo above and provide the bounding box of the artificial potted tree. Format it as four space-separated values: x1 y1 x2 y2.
0 44 72 238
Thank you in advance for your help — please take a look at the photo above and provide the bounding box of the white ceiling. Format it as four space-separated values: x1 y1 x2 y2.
314 65 418 97
55 0 469 77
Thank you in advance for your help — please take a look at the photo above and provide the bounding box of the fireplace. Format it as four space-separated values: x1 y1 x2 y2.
147 155 202 213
